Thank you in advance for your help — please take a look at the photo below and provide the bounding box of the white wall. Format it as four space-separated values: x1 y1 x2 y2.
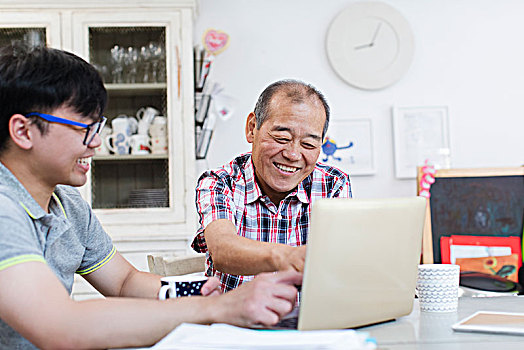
194 0 524 198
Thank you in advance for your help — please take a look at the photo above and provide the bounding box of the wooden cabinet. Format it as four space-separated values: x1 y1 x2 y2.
0 0 199 298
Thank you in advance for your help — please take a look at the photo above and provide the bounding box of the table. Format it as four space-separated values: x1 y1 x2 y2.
361 296 524 349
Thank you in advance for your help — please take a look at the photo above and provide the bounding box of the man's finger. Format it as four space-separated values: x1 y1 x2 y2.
271 269 303 286
201 277 221 296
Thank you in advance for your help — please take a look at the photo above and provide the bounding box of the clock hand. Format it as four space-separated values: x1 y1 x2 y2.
369 22 382 46
354 42 373 50
354 22 383 50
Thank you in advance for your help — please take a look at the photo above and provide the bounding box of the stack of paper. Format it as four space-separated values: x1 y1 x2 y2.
151 323 376 350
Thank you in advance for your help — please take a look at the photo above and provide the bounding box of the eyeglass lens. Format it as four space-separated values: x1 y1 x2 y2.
84 118 107 146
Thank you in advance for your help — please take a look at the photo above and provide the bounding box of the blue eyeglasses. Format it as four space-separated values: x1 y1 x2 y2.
25 112 107 146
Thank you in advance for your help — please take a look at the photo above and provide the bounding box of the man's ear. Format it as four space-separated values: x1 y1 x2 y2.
245 112 257 144
9 114 35 150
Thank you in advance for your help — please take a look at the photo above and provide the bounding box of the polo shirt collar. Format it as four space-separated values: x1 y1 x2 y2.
0 161 65 220
244 155 310 205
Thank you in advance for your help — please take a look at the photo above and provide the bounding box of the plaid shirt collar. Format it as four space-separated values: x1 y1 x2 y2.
244 155 310 205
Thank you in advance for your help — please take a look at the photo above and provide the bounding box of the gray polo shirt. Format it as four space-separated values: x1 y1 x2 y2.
0 161 115 349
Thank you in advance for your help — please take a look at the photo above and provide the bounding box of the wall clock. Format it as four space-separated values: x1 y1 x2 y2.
326 2 414 90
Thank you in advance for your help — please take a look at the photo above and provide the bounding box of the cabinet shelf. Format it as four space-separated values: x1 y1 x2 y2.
93 154 168 161
105 83 167 96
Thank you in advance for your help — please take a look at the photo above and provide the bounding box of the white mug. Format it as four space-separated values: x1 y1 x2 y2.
136 107 160 135
151 136 168 154
152 115 167 126
130 134 151 155
111 115 131 135
112 115 138 134
106 117 130 154
149 123 167 138
95 127 112 155
106 132 129 155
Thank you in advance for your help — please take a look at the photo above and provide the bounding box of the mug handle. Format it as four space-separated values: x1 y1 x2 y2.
105 135 116 153
136 107 145 121
158 285 172 300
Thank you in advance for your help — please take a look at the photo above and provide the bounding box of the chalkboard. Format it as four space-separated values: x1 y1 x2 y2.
417 167 524 263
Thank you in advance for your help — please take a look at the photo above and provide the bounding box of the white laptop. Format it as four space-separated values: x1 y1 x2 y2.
276 197 426 331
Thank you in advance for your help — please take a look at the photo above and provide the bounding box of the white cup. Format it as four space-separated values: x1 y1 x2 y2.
95 127 112 155
130 134 151 155
158 274 207 300
136 107 160 135
105 133 129 155
149 123 167 138
105 116 141 155
106 117 130 155
151 136 168 154
417 264 460 313
152 115 167 126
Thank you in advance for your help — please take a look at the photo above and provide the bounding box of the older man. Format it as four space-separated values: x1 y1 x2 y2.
193 79 352 291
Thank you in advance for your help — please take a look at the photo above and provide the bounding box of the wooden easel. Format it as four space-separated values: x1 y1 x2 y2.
417 166 524 264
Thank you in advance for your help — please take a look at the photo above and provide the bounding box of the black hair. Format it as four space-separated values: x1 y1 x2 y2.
0 42 107 153
253 79 330 138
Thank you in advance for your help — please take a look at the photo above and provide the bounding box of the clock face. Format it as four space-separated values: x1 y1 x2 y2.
326 2 414 90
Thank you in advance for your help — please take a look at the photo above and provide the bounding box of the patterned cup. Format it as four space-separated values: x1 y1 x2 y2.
158 274 207 300
417 264 460 313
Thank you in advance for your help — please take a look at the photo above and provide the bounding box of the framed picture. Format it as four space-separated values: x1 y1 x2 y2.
392 106 450 179
321 118 375 176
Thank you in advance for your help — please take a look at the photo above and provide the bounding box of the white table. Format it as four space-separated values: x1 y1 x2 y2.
362 296 524 349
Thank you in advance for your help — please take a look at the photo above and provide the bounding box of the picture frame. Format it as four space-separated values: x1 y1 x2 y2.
392 106 450 179
321 118 375 176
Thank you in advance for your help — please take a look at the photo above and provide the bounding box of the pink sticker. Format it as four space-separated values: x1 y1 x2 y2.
203 29 230 55
418 159 436 198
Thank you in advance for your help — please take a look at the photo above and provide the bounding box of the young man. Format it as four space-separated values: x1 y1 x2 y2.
0 43 301 349
192 80 352 291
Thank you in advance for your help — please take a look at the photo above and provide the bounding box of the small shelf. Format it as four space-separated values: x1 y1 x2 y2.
105 83 167 96
93 154 168 161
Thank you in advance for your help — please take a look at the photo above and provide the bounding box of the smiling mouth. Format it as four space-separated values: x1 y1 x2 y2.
77 157 91 166
274 162 300 173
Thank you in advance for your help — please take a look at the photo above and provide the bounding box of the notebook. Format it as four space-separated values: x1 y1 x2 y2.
275 197 426 331
452 311 524 336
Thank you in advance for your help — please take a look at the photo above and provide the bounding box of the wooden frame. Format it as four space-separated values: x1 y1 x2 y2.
417 166 524 264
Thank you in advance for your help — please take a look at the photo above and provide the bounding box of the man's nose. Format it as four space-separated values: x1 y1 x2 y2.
282 142 301 161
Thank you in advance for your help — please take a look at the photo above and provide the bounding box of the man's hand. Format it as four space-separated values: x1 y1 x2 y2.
200 277 221 297
272 245 307 272
205 219 308 275
214 269 302 327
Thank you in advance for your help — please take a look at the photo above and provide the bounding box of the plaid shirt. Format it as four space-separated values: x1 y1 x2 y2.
192 153 352 292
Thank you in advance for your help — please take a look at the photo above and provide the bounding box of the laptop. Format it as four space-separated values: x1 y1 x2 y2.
275 197 426 331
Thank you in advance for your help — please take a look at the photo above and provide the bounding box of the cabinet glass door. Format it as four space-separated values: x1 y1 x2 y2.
0 27 46 48
72 11 186 225
0 12 61 49
89 26 169 210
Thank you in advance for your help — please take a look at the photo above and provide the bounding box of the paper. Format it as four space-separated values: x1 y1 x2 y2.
450 245 512 264
150 323 376 349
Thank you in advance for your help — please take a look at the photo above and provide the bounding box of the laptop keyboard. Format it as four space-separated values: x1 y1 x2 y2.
274 315 298 329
